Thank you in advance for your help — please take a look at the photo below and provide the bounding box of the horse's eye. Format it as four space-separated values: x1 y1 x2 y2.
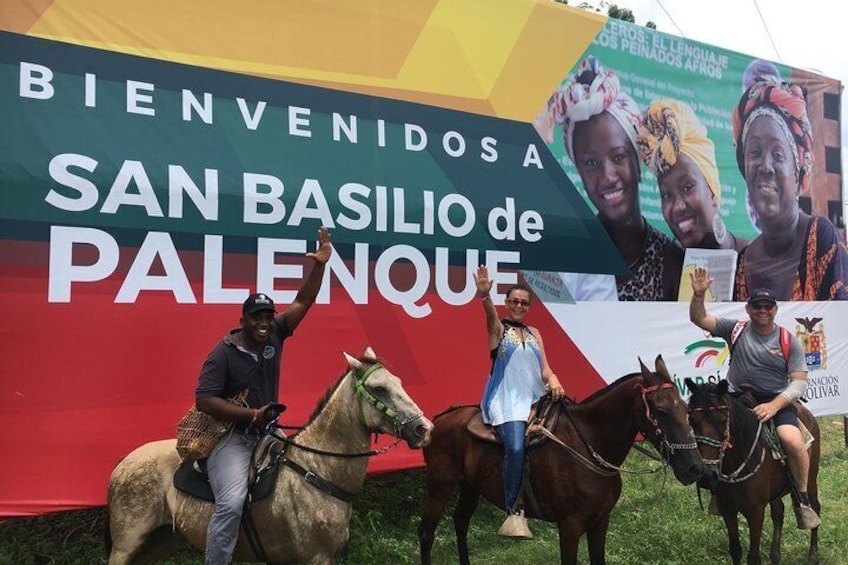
371 386 388 397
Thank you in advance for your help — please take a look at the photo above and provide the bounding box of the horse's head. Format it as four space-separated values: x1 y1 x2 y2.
343 347 433 449
685 378 731 490
637 355 706 485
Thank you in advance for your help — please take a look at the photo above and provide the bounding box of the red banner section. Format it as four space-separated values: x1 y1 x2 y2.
0 257 605 515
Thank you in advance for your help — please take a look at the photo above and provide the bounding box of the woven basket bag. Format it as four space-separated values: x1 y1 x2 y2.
176 388 249 461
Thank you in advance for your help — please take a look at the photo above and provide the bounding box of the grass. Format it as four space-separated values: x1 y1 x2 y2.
2 417 846 564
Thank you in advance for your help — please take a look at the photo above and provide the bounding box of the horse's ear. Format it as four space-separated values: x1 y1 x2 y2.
654 355 670 381
684 377 698 394
363 346 377 361
638 357 656 385
343 352 363 370
716 379 730 395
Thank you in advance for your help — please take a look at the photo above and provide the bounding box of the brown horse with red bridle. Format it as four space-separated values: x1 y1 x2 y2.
419 356 706 565
686 379 821 565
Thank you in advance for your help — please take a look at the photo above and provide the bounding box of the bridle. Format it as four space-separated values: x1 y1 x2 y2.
272 362 424 459
353 363 425 440
689 395 765 483
541 379 696 476
639 382 699 456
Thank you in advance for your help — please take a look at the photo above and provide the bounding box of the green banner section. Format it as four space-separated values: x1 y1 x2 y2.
539 19 796 240
0 32 626 275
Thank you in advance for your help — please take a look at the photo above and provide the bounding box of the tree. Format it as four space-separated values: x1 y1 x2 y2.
646 21 657 29
607 4 635 23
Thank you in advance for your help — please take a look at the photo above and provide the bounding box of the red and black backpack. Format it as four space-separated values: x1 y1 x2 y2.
728 321 791 365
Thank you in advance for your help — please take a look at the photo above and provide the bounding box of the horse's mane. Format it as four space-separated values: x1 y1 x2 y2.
577 373 642 405
689 383 761 452
302 356 386 427
725 394 761 451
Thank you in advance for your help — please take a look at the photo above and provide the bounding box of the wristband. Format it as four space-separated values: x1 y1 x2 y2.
480 294 491 301
251 408 261 424
692 292 705 299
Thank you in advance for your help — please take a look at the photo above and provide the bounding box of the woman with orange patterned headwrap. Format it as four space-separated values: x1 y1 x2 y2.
536 57 683 301
733 60 848 300
639 99 748 252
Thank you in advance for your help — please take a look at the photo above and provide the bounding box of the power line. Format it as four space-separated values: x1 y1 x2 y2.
751 0 783 62
654 0 686 38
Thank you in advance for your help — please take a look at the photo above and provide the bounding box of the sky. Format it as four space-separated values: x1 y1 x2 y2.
592 0 848 215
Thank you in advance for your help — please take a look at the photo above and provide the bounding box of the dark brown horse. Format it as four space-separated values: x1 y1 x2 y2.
419 356 705 565
686 379 821 565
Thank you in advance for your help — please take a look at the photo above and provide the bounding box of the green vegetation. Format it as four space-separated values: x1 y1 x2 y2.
3 417 846 564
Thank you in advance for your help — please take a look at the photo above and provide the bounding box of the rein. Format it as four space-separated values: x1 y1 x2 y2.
249 361 426 511
541 380 686 476
275 432 402 458
271 362 422 459
690 397 766 483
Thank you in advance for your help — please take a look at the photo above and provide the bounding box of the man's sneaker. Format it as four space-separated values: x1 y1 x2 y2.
708 494 721 516
794 504 821 530
497 510 533 539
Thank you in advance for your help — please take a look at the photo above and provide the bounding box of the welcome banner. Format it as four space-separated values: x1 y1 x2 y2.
0 0 845 516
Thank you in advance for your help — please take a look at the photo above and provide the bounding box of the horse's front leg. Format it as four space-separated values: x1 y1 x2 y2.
808 527 820 564
768 498 784 564
743 506 766 565
419 474 455 565
585 513 610 565
452 483 480 565
556 517 585 565
721 510 743 565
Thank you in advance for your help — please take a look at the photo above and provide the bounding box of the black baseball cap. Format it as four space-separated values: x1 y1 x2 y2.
747 288 777 305
243 293 276 315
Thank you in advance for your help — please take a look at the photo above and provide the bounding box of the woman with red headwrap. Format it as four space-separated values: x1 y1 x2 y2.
536 57 683 301
638 99 748 251
733 60 848 300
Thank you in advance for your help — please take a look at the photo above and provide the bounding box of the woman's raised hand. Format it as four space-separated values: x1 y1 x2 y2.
473 265 493 296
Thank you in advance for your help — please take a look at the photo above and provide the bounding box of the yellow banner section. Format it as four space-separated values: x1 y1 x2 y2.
2 0 605 121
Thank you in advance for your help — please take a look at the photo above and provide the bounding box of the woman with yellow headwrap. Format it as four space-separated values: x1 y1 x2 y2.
733 60 848 300
638 99 748 251
536 57 684 301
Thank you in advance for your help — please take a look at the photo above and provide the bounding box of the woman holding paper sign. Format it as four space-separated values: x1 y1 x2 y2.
537 56 683 301
638 98 749 301
732 60 848 300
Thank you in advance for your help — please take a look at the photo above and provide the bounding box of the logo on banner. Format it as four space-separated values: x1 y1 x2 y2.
675 335 730 395
795 317 827 370
683 336 730 369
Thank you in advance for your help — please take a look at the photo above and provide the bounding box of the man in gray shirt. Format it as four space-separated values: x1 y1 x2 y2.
688 266 820 529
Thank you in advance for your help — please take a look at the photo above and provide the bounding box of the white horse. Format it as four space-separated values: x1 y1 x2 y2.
105 347 433 564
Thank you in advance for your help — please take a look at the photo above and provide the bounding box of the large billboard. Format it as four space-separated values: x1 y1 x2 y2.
1 0 845 516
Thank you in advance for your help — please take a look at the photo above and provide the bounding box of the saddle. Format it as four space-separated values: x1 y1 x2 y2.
466 395 562 449
172 433 286 503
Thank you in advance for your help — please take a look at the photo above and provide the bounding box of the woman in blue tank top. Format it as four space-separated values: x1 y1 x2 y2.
475 265 564 538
